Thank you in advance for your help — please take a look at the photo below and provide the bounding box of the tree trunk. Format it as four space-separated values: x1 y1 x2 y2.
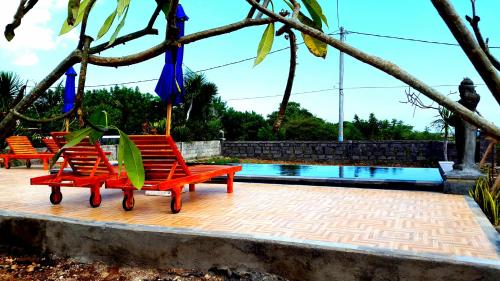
273 30 297 133
430 0 500 106
444 125 449 161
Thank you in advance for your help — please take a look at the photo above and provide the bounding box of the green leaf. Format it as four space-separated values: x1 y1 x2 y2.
89 110 108 127
64 127 93 149
67 0 80 25
118 130 144 189
60 0 92 35
301 0 329 28
117 0 131 16
107 6 129 46
97 10 117 39
284 0 327 58
117 130 125 175
89 130 104 144
254 23 275 66
50 149 64 169
302 33 327 58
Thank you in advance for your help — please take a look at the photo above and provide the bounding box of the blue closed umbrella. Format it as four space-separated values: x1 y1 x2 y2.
63 67 77 113
154 4 189 105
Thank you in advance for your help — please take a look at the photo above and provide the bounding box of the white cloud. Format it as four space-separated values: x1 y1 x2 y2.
0 0 75 66
13 51 39 66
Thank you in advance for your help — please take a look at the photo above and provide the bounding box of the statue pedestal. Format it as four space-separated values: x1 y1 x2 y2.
443 169 483 195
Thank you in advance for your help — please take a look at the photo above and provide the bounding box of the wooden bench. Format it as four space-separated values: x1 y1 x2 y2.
30 132 116 207
0 136 54 170
105 135 242 213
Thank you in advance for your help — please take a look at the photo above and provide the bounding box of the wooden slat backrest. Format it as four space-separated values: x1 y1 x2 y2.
128 135 191 181
42 138 60 153
51 132 115 176
6 136 37 155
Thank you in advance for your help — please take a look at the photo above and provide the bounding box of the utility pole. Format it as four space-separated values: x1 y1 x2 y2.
338 27 345 142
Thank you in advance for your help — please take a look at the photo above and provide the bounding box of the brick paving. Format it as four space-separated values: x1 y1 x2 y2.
0 167 498 261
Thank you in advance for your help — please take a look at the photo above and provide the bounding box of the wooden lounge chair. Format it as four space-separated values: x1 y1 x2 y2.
42 137 60 153
105 135 242 213
0 136 54 170
30 132 116 207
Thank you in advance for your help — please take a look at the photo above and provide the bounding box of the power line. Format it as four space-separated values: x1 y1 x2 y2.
226 88 336 101
347 30 500 49
26 31 341 89
225 83 486 102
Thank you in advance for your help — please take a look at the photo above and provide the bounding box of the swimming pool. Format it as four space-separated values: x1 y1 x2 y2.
237 163 443 181
230 163 443 191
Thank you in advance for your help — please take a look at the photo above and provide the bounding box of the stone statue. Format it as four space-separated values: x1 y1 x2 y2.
447 78 481 174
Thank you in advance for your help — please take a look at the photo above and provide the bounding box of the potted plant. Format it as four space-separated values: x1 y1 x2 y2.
431 106 454 173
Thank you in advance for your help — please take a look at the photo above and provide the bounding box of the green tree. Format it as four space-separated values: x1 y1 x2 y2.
171 72 223 141
267 102 336 140
83 86 164 134
0 71 24 147
0 71 22 120
431 106 454 160
222 109 270 141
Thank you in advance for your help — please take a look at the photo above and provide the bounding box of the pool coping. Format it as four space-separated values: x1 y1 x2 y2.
214 174 444 191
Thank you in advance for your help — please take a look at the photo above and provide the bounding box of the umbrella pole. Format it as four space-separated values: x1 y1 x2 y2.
65 118 69 132
166 102 172 136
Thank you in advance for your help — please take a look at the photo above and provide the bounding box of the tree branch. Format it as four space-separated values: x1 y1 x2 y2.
431 0 500 105
246 0 500 139
90 28 158 54
88 18 275 67
10 108 75 123
77 0 97 50
4 0 39 41
246 0 261 19
273 29 297 132
256 0 271 19
148 1 164 29
75 37 92 126
0 50 81 139
166 0 180 40
465 1 500 70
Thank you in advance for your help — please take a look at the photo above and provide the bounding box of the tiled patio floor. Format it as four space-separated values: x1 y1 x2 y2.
0 167 498 262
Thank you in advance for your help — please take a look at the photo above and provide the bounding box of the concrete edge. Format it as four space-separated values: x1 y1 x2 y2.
0 209 499 281
464 196 500 254
212 175 443 192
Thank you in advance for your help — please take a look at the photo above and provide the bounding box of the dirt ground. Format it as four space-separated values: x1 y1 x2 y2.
0 252 288 281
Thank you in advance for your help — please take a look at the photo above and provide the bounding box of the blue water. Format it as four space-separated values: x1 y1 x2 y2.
236 163 443 182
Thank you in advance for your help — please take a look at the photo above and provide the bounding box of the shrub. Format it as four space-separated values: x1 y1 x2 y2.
469 172 499 226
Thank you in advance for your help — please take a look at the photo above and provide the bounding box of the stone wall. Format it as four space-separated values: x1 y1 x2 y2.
222 140 458 166
102 140 220 161
177 140 221 160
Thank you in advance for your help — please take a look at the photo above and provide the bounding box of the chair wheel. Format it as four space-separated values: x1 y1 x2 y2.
170 196 182 214
122 194 135 211
89 193 101 208
26 160 31 168
50 191 63 205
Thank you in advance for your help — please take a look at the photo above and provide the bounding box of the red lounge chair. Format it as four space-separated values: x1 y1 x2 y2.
0 136 54 170
30 132 116 207
105 135 242 213
42 137 60 154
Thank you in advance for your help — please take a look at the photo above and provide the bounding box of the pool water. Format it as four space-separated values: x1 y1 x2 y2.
236 163 443 182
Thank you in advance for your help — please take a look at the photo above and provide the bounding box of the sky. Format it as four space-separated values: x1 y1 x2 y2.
0 0 499 132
